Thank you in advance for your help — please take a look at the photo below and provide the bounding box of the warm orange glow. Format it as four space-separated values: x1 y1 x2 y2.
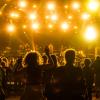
47 2 55 10
7 24 15 33
88 1 99 11
18 0 27 8
31 23 39 30
61 22 69 30
29 13 37 20
84 26 97 41
81 13 90 20
10 12 19 18
72 2 80 10
51 14 58 21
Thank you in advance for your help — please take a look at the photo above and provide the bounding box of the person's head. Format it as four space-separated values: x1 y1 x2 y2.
84 58 91 67
65 49 75 64
96 56 100 61
23 51 39 67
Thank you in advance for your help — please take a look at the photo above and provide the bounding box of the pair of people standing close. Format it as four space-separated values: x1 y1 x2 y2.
20 47 85 100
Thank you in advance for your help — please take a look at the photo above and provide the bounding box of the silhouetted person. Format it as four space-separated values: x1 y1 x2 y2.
0 62 6 100
45 49 85 100
83 58 94 100
20 47 53 100
92 56 100 98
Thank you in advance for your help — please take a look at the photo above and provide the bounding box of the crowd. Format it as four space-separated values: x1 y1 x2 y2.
0 46 100 100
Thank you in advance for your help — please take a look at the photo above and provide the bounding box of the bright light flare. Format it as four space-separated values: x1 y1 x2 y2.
22 25 27 29
33 5 37 8
31 23 39 30
68 15 73 20
84 26 97 41
48 24 53 29
61 22 69 31
51 14 58 21
18 0 27 8
7 24 15 33
10 12 19 18
0 11 2 15
29 13 37 20
47 3 55 10
88 1 99 11
72 2 80 10
81 13 90 20
64 5 68 9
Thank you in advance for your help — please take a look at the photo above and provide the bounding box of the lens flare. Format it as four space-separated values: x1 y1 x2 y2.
18 0 27 8
84 26 97 41
88 1 99 11
7 24 15 32
47 3 55 10
61 22 69 30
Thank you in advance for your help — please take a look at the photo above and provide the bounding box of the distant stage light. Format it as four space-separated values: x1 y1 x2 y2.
7 24 15 33
48 24 53 29
68 15 73 20
29 13 37 20
81 13 90 20
33 5 37 8
51 14 58 21
64 5 68 9
22 25 27 29
10 12 19 18
18 0 27 8
88 1 99 11
84 26 97 41
31 23 39 30
72 2 80 10
61 22 69 31
45 15 49 19
0 11 2 15
74 26 78 29
47 3 55 10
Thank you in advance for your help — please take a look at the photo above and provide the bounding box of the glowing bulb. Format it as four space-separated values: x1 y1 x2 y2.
68 15 73 19
10 12 19 18
22 25 27 29
88 1 99 11
64 5 68 9
7 24 15 32
29 13 36 20
51 15 58 21
45 15 49 19
18 1 27 8
74 26 78 29
0 11 2 15
61 22 69 30
84 26 97 41
31 23 39 30
81 13 90 20
48 24 53 29
33 5 37 8
72 2 80 10
47 3 55 10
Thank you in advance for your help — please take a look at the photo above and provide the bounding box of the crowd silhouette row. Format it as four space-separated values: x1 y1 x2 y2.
0 46 100 100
